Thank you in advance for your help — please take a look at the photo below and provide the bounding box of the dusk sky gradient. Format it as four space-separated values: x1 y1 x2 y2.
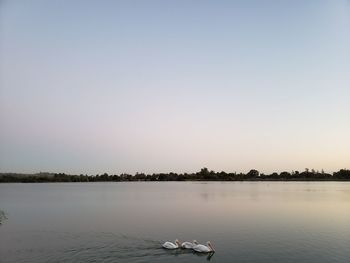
1 0 349 174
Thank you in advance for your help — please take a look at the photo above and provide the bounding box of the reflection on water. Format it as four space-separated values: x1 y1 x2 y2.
0 231 196 263
0 230 216 263
0 209 7 224
0 182 350 262
194 252 215 261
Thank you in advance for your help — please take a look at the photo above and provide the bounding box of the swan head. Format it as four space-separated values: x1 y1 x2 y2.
175 239 180 246
193 240 198 245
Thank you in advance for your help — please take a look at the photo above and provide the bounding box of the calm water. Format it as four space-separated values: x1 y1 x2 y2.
0 182 350 262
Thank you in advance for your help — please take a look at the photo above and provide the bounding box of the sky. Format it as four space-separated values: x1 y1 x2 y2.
0 0 349 174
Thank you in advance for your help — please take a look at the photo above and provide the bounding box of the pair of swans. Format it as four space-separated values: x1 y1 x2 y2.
162 239 215 253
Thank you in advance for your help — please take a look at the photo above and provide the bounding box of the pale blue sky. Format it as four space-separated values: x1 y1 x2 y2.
1 0 349 174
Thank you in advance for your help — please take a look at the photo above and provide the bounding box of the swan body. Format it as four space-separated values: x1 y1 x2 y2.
162 239 180 249
193 241 215 253
181 240 198 249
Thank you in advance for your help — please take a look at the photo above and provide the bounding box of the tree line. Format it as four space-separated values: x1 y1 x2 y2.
0 168 349 183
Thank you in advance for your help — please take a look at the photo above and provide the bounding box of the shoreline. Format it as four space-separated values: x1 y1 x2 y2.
1 168 349 183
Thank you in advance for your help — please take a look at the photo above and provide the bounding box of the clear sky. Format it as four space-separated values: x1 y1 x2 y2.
1 0 349 174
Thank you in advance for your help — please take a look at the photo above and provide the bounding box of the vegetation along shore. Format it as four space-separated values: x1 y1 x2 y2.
0 168 349 183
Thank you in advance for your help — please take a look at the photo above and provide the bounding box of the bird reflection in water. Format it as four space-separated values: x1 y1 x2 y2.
193 251 215 261
0 210 7 225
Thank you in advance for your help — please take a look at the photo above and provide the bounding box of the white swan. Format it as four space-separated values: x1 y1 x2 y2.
193 241 215 253
162 239 180 249
181 240 198 249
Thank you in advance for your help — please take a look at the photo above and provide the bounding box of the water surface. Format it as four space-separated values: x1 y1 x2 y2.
0 182 350 262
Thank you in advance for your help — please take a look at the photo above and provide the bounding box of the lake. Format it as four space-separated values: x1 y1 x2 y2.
0 182 350 262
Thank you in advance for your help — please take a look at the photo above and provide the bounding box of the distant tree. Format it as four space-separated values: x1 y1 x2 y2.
135 173 146 181
158 173 167 181
101 173 109 181
280 171 291 178
199 168 209 176
270 172 279 178
333 169 350 179
247 169 259 178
